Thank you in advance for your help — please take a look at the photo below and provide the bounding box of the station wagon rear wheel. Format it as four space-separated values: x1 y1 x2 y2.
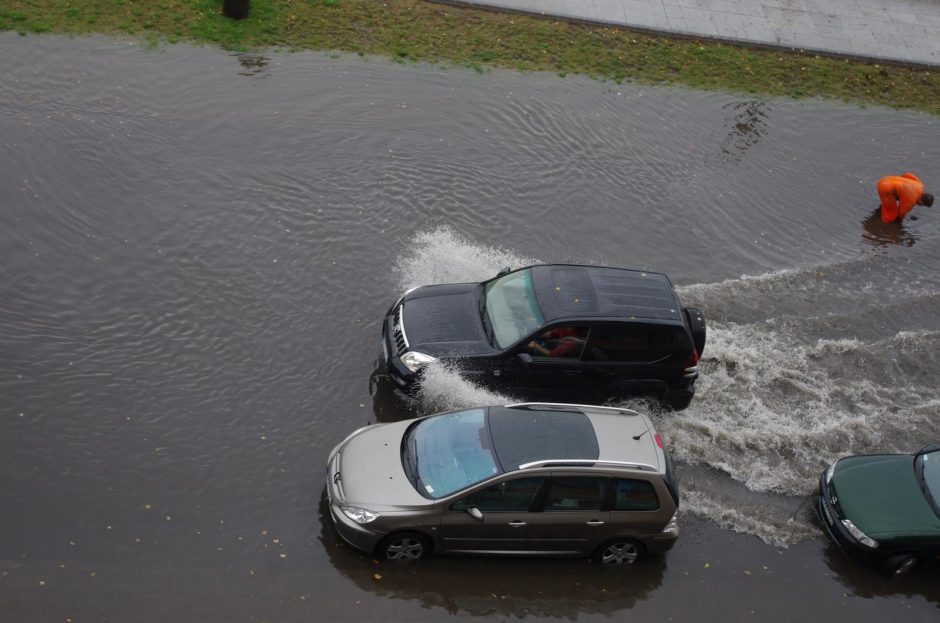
377 532 431 562
594 539 646 565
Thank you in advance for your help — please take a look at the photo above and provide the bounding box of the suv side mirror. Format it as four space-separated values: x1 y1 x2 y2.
516 353 533 367
467 507 484 522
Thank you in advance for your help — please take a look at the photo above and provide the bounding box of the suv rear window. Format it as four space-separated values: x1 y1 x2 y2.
585 325 674 362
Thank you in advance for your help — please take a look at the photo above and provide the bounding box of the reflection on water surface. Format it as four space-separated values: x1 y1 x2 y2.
1 33 939 622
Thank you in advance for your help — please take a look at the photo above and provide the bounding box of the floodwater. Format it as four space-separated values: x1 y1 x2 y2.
1 33 939 622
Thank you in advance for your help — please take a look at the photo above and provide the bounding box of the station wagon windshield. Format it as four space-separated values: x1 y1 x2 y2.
483 269 544 348
402 409 501 499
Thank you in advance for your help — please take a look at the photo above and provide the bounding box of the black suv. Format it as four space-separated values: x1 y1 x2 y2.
381 264 706 410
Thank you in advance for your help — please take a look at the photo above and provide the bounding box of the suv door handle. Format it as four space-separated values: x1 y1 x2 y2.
508 520 527 527
586 520 605 526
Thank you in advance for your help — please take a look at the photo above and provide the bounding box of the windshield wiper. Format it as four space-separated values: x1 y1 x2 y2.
478 286 494 345
411 433 421 484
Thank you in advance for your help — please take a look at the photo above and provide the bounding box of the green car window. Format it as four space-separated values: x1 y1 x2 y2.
919 450 940 515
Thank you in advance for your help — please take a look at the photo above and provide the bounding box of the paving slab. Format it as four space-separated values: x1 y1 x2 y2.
439 0 940 66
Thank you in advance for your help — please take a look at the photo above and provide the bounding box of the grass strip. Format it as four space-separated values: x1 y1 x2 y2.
2 0 939 115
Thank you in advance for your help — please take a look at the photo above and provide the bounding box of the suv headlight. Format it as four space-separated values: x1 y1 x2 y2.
841 519 878 548
401 351 437 373
341 506 380 525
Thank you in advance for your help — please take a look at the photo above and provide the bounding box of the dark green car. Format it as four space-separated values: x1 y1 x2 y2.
817 444 940 576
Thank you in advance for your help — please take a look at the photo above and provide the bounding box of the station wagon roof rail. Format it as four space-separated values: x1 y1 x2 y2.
506 402 641 417
517 459 659 472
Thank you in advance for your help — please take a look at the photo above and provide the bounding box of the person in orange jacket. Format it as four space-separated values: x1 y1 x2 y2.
877 173 933 223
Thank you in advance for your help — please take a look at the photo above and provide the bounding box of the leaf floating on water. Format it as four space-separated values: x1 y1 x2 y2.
703 562 710 569
373 573 382 580
279 553 287 559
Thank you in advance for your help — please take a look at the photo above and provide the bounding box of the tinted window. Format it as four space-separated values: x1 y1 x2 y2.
544 476 605 511
612 478 660 511
451 477 544 512
586 325 674 362
526 326 589 359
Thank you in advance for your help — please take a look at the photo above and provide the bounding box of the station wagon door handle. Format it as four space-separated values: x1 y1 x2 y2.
586 520 605 526
508 520 527 527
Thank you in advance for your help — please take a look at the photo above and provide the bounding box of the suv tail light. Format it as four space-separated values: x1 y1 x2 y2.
682 351 699 378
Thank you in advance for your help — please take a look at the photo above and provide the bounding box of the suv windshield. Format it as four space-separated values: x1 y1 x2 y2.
403 409 501 499
484 269 544 348
916 449 940 517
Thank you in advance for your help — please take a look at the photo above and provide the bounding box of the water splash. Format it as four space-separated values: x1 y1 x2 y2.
392 228 940 546
394 226 540 291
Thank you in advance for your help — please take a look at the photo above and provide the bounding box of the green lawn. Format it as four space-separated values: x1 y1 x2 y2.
2 0 939 114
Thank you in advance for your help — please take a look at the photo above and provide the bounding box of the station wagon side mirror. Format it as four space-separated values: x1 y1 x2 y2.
467 507 484 522
496 267 512 277
516 353 533 367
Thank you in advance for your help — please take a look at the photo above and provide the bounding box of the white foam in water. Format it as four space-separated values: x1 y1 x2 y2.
394 228 940 547
680 489 818 549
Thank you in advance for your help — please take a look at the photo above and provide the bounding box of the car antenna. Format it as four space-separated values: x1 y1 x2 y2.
632 430 649 441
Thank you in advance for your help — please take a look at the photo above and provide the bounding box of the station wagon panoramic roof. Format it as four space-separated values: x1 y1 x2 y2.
528 265 682 323
488 406 599 470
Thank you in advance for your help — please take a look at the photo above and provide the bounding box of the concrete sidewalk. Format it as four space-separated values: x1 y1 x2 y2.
443 0 940 67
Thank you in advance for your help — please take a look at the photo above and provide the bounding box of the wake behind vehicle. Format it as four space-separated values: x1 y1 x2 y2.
381 264 706 410
326 402 680 563
817 444 940 576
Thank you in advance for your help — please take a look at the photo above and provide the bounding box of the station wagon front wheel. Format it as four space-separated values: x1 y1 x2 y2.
594 539 646 565
377 532 431 562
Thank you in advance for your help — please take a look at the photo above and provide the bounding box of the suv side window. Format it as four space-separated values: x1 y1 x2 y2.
585 325 673 363
543 476 605 511
450 477 544 512
611 478 660 511
526 326 589 360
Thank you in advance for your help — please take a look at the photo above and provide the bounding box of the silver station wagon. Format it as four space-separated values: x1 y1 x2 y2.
326 403 680 564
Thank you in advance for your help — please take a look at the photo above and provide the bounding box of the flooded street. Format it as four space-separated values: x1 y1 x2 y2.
1 33 939 621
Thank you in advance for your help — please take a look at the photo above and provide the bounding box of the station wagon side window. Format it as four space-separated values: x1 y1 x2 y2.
526 326 589 360
450 477 544 512
611 478 660 511
585 325 674 363
542 476 605 511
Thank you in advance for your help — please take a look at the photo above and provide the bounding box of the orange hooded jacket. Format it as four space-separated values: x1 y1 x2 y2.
877 173 924 223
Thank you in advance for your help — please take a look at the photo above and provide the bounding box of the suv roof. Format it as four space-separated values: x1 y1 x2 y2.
527 265 682 324
501 403 662 473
